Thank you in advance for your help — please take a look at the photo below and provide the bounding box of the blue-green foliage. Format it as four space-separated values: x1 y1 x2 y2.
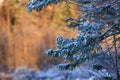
27 0 59 12
27 0 120 70
45 33 101 69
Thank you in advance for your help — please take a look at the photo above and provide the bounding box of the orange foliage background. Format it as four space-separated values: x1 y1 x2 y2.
0 0 77 71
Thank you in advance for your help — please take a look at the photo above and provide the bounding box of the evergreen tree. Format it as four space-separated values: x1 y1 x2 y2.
27 0 120 79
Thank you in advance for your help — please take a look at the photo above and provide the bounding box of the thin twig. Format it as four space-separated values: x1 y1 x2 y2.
101 23 116 38
113 35 120 79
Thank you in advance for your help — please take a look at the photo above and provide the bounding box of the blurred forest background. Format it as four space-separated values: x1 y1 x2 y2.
0 0 77 71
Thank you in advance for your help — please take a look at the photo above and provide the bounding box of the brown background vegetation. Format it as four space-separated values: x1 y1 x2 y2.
0 0 77 71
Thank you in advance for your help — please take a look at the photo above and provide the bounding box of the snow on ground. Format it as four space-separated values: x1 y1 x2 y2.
0 66 111 80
